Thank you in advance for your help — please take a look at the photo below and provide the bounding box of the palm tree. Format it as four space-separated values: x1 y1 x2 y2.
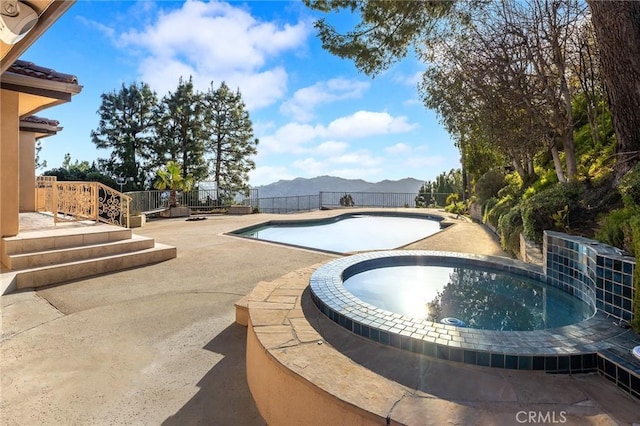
153 161 194 208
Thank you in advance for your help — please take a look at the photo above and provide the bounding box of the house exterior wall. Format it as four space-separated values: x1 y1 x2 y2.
1 89 20 237
19 132 36 212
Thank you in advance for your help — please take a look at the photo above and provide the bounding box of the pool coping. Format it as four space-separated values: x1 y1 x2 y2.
309 250 639 374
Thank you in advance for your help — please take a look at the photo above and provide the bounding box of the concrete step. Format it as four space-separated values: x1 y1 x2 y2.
2 224 131 256
14 243 177 290
6 234 155 270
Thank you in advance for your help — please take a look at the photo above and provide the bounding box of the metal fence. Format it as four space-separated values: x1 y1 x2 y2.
256 195 320 214
127 188 258 214
319 192 419 209
126 188 453 215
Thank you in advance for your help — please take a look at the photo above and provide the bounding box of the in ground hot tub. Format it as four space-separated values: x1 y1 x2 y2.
309 251 615 372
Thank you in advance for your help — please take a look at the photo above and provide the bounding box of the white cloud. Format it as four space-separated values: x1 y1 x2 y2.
333 151 383 167
313 141 348 157
258 122 320 154
257 110 418 156
280 78 370 121
289 149 383 179
77 16 115 39
325 111 416 139
117 0 310 109
385 143 412 155
382 142 445 169
250 165 295 186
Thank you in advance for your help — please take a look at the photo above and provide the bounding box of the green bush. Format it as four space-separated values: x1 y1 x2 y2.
474 168 506 204
445 201 466 215
521 182 585 243
484 195 517 229
522 168 558 201
619 164 640 205
498 204 524 257
595 203 640 255
482 197 498 223
445 193 459 205
445 193 466 215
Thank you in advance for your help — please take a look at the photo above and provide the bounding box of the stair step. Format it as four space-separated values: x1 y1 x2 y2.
2 224 131 256
6 235 155 270
15 243 177 290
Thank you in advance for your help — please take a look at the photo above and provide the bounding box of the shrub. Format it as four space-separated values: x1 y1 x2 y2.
522 168 558 200
595 204 640 255
484 195 517 229
482 197 498 223
445 201 466 215
619 164 640 205
445 192 459 205
498 204 524 257
521 182 585 243
339 193 354 207
474 168 506 204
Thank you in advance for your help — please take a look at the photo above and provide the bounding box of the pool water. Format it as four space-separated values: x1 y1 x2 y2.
343 265 595 331
238 214 442 253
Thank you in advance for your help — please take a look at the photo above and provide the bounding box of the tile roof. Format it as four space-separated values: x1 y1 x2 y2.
6 59 78 85
21 115 60 126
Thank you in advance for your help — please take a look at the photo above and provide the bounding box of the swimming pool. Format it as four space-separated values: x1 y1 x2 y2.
232 212 443 253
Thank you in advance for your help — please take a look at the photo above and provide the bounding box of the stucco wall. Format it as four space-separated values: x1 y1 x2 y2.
246 320 386 426
19 132 36 212
1 90 20 237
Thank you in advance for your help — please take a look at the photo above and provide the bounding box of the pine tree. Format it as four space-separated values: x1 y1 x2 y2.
203 82 258 199
153 77 209 182
91 82 157 190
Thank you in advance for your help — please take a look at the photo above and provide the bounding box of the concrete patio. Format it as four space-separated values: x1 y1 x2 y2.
1 209 639 425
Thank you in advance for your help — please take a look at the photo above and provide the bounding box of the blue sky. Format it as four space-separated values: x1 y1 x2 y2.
23 0 461 186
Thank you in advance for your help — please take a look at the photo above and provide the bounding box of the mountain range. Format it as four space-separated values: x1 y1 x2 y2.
254 176 424 198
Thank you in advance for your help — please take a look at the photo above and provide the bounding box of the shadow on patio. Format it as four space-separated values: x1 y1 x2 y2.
162 323 265 426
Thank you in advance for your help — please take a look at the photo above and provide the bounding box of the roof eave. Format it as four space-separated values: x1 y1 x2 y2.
1 71 83 96
20 120 63 137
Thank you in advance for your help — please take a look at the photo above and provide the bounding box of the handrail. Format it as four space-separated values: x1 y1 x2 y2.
96 182 131 228
36 177 131 228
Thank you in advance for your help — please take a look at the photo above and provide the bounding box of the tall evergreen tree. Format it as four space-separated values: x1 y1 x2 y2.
91 82 157 190
203 82 258 195
153 77 209 182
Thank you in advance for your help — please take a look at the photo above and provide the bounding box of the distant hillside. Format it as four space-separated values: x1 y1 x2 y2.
254 176 424 198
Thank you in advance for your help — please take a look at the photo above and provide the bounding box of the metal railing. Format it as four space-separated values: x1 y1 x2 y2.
36 176 56 213
123 188 455 215
256 195 320 213
319 191 419 209
127 188 259 214
36 176 131 227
